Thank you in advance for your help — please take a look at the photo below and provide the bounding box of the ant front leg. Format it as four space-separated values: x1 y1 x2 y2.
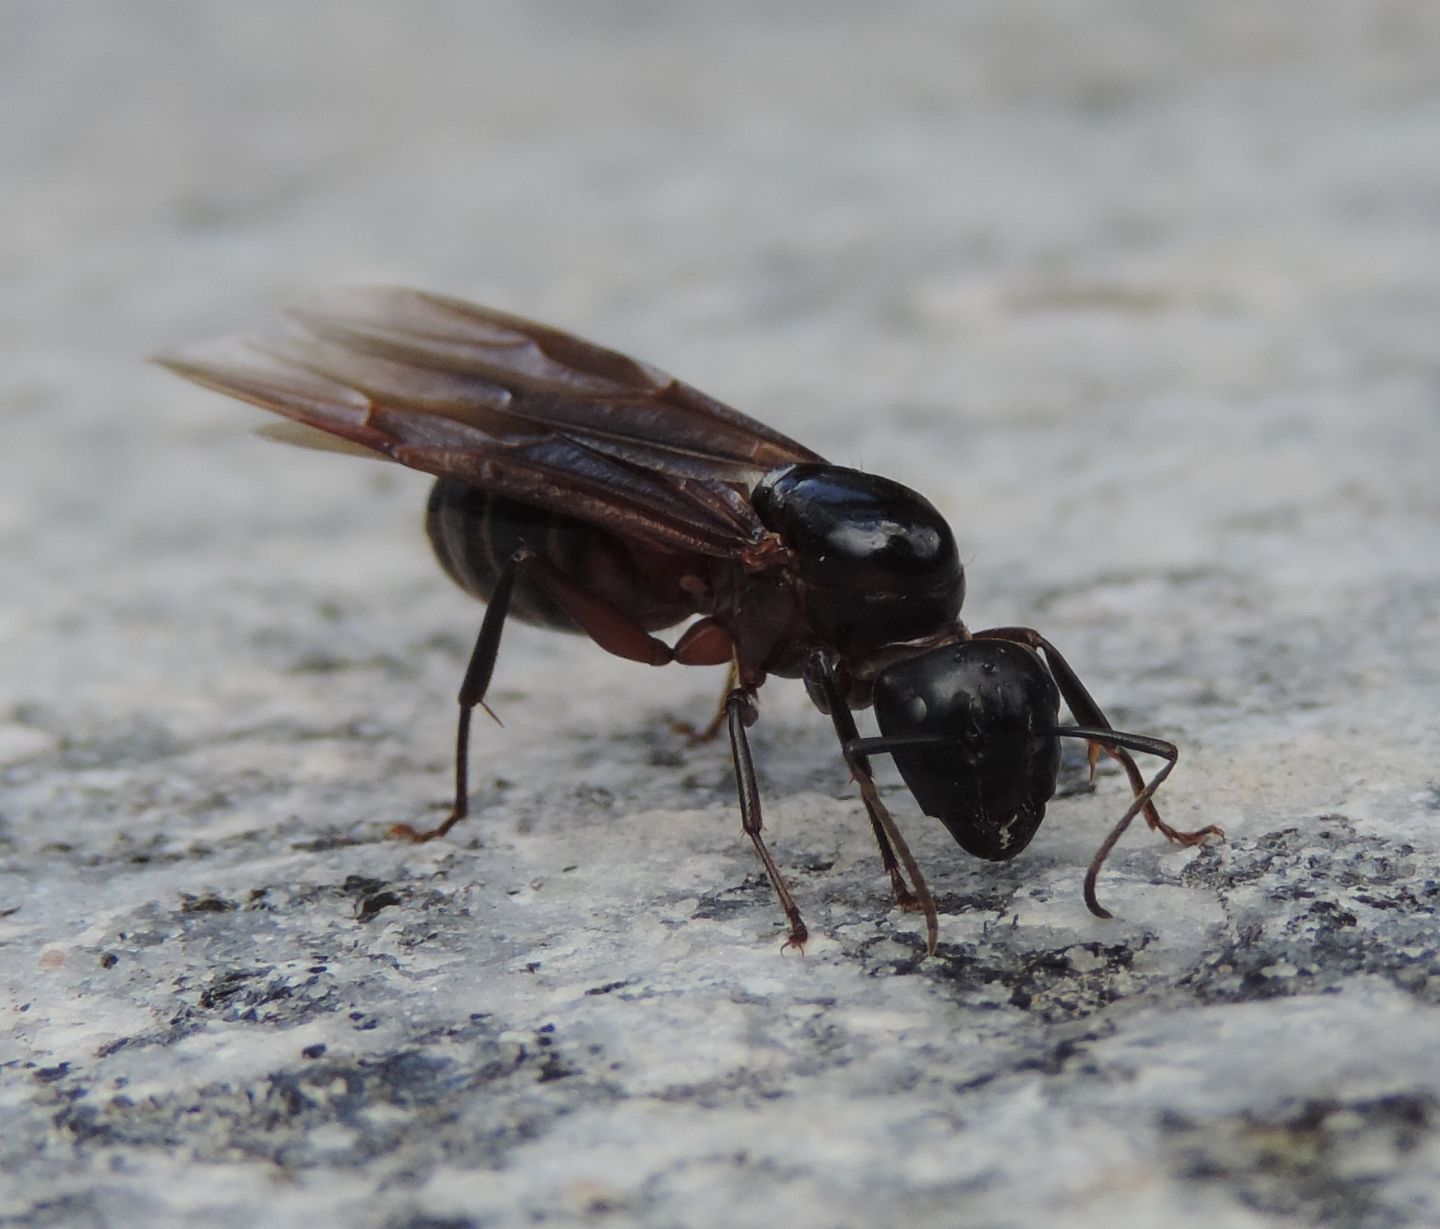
805 652 939 956
391 546 674 844
975 626 1224 915
725 687 808 951
974 627 1223 845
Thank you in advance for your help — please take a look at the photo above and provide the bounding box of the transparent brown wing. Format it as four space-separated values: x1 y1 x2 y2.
156 287 825 555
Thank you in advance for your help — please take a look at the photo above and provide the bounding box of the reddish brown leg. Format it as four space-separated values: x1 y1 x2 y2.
391 547 674 843
1054 724 1178 917
725 687 808 951
975 626 1224 916
974 626 1224 845
806 652 938 955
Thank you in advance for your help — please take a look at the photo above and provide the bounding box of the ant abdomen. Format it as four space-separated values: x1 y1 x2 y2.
425 478 695 634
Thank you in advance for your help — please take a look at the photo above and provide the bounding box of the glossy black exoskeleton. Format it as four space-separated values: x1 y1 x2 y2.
159 287 1222 954
872 639 1061 861
750 464 964 658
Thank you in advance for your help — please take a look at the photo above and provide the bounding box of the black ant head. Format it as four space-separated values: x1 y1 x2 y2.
872 639 1062 861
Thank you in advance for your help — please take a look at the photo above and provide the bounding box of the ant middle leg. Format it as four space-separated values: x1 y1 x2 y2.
725 687 808 951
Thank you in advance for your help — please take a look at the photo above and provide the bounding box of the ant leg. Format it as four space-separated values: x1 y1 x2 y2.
1054 724 1177 919
726 687 808 952
974 627 1224 847
800 655 900 883
976 626 1223 918
847 720 1183 920
389 548 527 843
392 546 674 844
806 653 939 956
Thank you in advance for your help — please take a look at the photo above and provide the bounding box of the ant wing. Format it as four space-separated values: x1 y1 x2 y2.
158 287 824 556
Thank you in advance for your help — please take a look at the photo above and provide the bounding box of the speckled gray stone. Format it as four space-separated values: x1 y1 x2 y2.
4 4 1439 1228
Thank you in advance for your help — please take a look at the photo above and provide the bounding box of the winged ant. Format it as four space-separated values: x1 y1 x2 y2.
160 288 1221 953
